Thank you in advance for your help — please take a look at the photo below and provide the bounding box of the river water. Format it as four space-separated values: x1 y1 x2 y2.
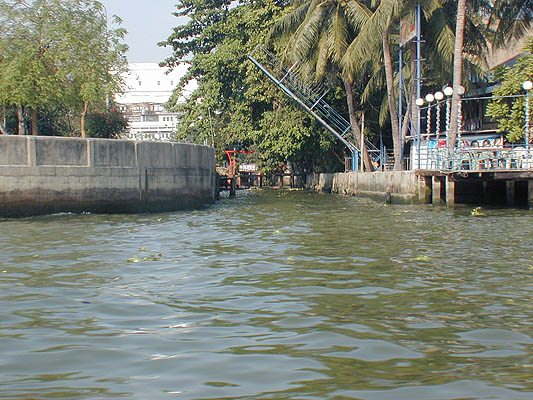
1 189 532 399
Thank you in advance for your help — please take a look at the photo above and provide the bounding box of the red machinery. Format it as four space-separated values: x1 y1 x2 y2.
224 149 254 177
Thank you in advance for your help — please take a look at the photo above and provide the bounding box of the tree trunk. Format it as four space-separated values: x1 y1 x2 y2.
343 77 372 171
0 107 8 135
383 27 401 170
80 101 88 138
31 108 38 136
17 105 27 135
401 99 412 167
448 0 467 149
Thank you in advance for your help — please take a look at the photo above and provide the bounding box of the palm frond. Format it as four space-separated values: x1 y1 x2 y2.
343 0 372 31
331 4 349 61
490 0 533 48
291 2 328 61
341 0 395 79
266 2 311 45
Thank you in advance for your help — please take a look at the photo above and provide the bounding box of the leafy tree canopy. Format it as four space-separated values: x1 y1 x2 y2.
161 0 345 173
0 0 128 136
486 37 533 143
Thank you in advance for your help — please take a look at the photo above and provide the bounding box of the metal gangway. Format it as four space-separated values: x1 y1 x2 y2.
248 45 381 171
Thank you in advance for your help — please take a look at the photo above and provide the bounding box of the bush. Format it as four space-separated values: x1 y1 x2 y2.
86 109 128 139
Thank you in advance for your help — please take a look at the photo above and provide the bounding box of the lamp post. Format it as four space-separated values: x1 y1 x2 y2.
443 86 453 151
434 91 444 139
456 85 465 148
523 80 532 168
415 97 425 169
425 93 435 139
434 91 444 167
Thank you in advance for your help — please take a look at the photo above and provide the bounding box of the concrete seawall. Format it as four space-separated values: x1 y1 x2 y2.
0 136 216 217
306 171 420 204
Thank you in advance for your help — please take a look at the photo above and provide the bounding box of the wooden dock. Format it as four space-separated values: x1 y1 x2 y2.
416 169 533 208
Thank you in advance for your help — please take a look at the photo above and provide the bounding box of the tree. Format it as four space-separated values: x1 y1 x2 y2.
158 0 232 69
0 0 66 135
0 0 127 137
163 0 345 173
486 37 533 143
448 0 533 148
85 107 128 139
267 0 376 170
447 0 467 148
341 0 464 170
56 1 128 137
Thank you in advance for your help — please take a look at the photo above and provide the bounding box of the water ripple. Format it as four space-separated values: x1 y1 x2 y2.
1 189 532 399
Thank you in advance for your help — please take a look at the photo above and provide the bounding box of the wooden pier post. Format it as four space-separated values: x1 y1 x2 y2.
230 177 236 197
446 176 455 207
482 182 489 203
432 176 442 205
527 179 533 210
506 181 515 207
418 176 431 203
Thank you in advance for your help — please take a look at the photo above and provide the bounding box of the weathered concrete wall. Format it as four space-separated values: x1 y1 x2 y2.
306 171 420 204
0 136 215 217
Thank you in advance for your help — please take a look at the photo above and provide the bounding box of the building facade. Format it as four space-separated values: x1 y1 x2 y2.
115 63 190 142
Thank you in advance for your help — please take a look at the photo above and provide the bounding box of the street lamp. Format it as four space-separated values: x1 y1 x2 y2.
425 93 435 138
434 91 444 139
415 98 425 169
456 85 465 148
443 86 453 139
523 80 532 167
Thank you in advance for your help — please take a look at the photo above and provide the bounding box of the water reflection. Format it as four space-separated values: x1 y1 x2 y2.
1 189 532 399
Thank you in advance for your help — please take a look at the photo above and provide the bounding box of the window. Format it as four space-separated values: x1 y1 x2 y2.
170 81 174 86
157 81 161 86
138 81 142 86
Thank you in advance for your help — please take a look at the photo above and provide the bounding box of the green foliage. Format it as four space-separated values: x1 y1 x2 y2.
163 0 344 172
0 0 127 136
86 108 128 139
162 0 533 171
486 37 533 142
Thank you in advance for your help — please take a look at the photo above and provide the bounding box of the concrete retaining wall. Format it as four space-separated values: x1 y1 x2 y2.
306 171 420 204
0 136 215 217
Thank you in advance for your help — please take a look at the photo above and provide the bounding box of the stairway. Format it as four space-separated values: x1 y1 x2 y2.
248 45 380 170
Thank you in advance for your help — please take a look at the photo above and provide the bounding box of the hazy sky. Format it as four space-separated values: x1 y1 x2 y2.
99 0 186 63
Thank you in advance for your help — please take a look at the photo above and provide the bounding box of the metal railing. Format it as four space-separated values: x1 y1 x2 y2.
248 45 381 170
417 144 532 172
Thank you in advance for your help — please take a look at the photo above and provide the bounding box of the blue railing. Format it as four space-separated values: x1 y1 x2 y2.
416 144 532 172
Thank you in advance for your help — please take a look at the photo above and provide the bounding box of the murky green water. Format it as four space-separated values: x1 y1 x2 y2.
1 189 532 399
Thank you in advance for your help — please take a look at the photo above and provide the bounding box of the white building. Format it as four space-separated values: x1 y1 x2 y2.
115 63 192 142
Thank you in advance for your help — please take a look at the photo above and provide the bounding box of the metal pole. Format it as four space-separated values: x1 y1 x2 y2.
361 112 365 171
526 91 530 168
416 4 422 169
398 46 403 162
426 103 432 138
457 96 463 148
436 101 441 167
208 107 215 147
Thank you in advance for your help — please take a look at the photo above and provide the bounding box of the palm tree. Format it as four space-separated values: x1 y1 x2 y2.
342 0 448 170
448 0 533 148
268 0 376 170
448 0 467 149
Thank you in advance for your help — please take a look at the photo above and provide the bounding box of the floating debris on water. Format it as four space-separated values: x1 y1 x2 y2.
127 251 163 263
471 207 484 216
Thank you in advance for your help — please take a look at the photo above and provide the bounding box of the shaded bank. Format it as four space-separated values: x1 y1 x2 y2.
306 170 533 208
0 136 216 217
306 171 420 204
